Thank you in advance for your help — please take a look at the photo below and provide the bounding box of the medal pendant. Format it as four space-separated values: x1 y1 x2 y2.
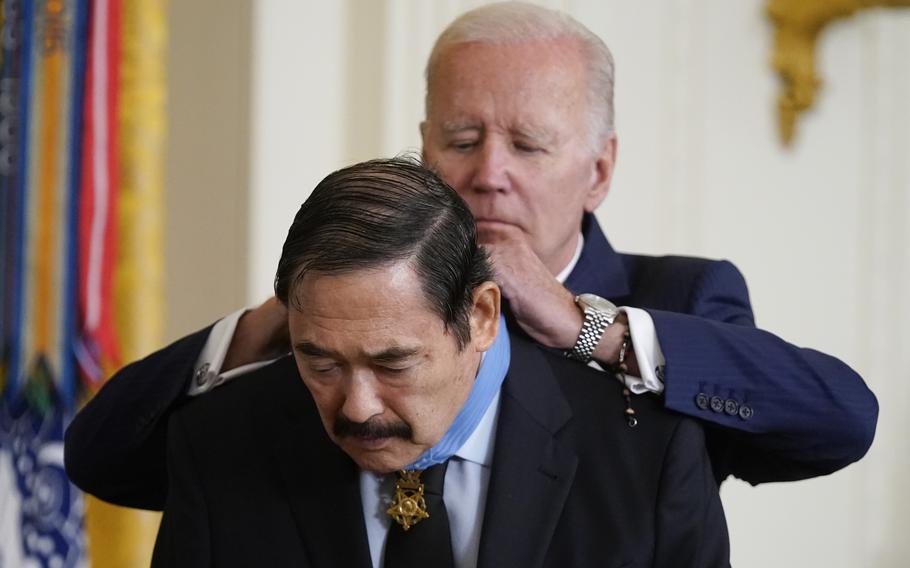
386 470 429 531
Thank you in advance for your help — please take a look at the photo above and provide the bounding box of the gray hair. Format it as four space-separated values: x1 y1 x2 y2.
425 1 616 148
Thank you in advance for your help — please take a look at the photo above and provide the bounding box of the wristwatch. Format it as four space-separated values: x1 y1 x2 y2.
567 293 620 363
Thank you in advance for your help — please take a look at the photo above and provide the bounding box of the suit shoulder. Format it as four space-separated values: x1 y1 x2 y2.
173 355 306 435
620 252 742 286
616 252 748 313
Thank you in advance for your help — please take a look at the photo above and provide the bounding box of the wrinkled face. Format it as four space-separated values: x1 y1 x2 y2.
289 262 496 473
422 39 616 275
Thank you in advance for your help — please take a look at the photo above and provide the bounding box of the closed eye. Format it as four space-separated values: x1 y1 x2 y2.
514 140 543 154
300 356 341 375
450 140 478 152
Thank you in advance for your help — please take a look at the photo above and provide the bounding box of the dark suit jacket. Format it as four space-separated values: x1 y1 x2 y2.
151 333 729 568
564 216 877 483
65 216 878 510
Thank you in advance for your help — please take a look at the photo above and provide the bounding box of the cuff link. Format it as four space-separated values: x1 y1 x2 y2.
193 363 218 391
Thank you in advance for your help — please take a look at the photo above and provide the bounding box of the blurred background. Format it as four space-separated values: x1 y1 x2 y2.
2 1 908 566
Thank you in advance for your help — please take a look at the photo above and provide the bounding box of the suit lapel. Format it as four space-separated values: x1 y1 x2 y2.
477 334 578 568
255 365 373 567
564 213 630 300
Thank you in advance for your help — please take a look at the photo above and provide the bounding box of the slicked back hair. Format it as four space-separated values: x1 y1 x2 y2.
274 157 494 349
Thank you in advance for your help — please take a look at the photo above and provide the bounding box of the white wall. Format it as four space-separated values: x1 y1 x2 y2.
165 0 251 340
246 1 910 566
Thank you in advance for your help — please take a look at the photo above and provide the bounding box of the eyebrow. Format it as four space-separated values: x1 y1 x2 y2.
294 342 420 363
295 341 336 358
441 121 482 134
370 347 421 364
512 124 556 145
441 120 555 145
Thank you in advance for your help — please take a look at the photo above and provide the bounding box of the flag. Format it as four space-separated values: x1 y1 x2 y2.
0 0 167 565
82 0 167 565
1 0 91 566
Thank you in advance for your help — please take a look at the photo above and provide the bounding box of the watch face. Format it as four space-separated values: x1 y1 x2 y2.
577 293 619 316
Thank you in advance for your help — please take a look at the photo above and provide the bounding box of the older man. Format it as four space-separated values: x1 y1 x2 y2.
150 157 729 567
66 2 876 512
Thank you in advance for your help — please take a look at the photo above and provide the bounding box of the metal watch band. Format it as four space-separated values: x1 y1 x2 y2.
567 308 612 363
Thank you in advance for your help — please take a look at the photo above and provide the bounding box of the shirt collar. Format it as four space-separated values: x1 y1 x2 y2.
554 233 585 284
453 388 501 467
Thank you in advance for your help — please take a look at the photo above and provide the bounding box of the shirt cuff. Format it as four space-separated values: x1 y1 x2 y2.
617 307 666 395
187 308 283 396
187 309 247 396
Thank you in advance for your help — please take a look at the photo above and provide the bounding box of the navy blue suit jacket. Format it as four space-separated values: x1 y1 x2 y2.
566 215 877 483
65 216 878 509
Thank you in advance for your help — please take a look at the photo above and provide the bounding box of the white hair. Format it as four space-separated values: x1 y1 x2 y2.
425 1 616 147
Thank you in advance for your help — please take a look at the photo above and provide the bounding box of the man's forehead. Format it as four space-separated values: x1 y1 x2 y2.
432 37 587 83
289 264 447 335
290 298 445 359
427 40 588 122
294 336 423 362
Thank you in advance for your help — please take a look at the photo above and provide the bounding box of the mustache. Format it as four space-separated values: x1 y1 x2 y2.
333 415 412 441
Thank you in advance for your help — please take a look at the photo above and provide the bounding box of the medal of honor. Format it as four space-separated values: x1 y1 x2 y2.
386 470 429 530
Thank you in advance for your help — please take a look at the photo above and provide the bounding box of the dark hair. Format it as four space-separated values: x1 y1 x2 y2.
274 157 493 349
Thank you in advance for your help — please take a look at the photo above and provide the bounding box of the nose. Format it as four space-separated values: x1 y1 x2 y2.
471 140 510 194
340 371 384 424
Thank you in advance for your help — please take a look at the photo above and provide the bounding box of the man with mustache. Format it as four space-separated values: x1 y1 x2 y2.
66 1 876 515
150 157 729 567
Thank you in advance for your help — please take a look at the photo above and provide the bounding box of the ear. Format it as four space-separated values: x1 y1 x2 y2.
468 281 501 352
419 121 429 161
583 134 618 213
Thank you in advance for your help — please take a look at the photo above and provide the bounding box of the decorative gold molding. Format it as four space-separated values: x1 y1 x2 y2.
767 0 910 146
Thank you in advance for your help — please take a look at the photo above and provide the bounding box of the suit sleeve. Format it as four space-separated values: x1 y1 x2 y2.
150 409 212 568
650 260 878 484
653 418 730 568
64 325 214 510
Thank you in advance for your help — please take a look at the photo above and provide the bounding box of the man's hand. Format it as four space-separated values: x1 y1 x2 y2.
221 297 290 372
480 225 582 349
480 225 637 375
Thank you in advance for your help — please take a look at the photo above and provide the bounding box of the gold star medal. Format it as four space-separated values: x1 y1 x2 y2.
386 470 429 530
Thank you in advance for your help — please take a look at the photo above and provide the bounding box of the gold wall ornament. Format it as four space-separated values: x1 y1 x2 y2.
767 0 910 145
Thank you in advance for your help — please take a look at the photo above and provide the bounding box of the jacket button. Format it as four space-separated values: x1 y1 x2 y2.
738 405 754 421
710 396 724 413
724 399 739 416
695 393 709 410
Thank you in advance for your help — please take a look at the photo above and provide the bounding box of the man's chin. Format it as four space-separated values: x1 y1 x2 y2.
476 219 518 234
340 439 420 473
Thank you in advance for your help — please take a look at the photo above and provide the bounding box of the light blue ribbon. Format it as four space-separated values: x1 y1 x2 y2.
406 315 510 470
